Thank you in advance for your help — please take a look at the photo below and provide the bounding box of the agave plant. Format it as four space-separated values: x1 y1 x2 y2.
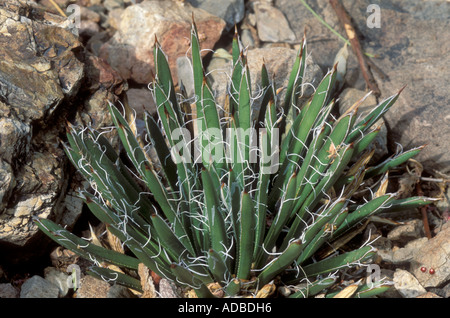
36 22 433 298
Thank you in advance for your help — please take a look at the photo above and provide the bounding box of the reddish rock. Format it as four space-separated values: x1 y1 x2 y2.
84 53 126 96
99 0 226 85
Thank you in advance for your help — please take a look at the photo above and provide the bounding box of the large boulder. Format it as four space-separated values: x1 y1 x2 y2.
0 1 124 262
0 1 83 254
275 0 450 172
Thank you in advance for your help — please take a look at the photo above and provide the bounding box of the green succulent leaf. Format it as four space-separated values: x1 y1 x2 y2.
35 218 140 270
39 22 421 299
289 276 337 298
88 266 142 292
299 245 376 279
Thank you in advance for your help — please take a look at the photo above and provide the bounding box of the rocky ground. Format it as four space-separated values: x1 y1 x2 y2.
0 0 449 298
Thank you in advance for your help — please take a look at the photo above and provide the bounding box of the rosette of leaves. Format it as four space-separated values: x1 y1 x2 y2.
36 22 433 298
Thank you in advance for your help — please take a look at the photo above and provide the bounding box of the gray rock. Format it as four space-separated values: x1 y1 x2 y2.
372 2 450 173
0 161 15 212
0 283 19 298
0 3 84 117
0 149 67 247
103 0 124 12
79 20 101 39
80 6 102 23
376 237 427 265
393 269 427 298
0 117 30 163
254 2 296 43
20 275 60 298
387 219 425 243
126 88 157 116
415 291 442 298
177 55 195 99
392 238 428 264
107 284 137 298
275 0 342 68
186 0 245 31
0 1 83 253
241 28 256 49
76 275 110 298
276 0 450 172
159 278 180 298
44 267 70 297
441 282 450 298
107 8 125 30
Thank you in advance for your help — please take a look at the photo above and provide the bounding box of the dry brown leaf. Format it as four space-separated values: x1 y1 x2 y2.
106 264 124 274
255 281 276 298
208 282 224 298
374 172 389 198
88 223 103 247
333 281 360 298
106 226 124 254
186 289 198 298
398 159 423 198
327 142 339 162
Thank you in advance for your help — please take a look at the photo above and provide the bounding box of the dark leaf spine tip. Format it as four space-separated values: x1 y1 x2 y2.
191 14 198 29
298 43 305 58
398 84 407 94
164 108 170 117
333 61 339 70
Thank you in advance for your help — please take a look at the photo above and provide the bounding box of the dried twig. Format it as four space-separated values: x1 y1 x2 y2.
416 183 432 239
48 0 67 17
329 0 381 97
